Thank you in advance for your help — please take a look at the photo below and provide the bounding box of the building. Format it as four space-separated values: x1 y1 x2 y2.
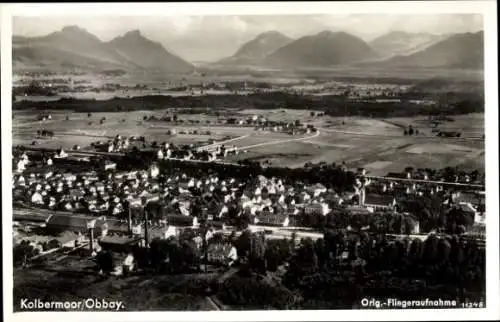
361 191 396 210
206 242 238 266
104 161 117 171
166 214 199 228
304 202 330 215
255 213 289 227
45 214 108 236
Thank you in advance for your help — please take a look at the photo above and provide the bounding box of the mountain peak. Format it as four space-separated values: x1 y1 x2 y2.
257 30 287 38
220 30 293 63
123 29 142 38
263 30 378 68
107 30 194 72
373 31 484 69
316 30 334 37
315 30 356 39
61 25 87 34
49 25 103 43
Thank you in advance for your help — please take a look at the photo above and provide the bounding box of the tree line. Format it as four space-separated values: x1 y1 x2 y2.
13 91 484 118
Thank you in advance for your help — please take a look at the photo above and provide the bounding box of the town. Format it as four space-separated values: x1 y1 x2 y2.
10 12 489 312
12 131 486 310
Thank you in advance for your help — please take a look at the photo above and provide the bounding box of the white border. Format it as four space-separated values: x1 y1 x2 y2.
1 2 499 322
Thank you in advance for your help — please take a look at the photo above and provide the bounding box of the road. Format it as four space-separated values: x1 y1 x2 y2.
196 134 250 152
318 127 485 142
236 130 320 151
365 175 485 189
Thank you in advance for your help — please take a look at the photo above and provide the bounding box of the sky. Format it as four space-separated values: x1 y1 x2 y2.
13 14 483 62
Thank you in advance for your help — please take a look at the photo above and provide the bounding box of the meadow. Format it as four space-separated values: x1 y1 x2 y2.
12 109 485 176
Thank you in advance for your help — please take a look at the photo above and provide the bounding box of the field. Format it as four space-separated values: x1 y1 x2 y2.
12 109 485 176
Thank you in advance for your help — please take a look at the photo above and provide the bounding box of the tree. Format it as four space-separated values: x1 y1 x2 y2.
13 242 38 267
180 240 200 270
95 250 115 273
408 239 423 261
173 114 178 122
310 111 315 117
422 234 439 263
236 230 252 258
437 238 451 263
88 112 92 117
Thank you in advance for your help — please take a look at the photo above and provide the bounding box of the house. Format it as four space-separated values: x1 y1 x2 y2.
45 214 108 236
285 207 300 217
299 191 311 203
163 226 179 239
31 191 44 205
98 236 142 253
149 163 160 179
255 213 289 227
465 223 486 240
346 205 374 214
104 160 117 171
63 173 77 182
386 172 408 179
166 214 199 228
127 197 143 208
206 242 238 266
357 168 367 176
211 220 227 231
55 148 68 159
95 182 106 193
452 191 482 207
16 159 26 173
16 175 26 186
308 183 327 197
362 192 396 210
304 202 330 215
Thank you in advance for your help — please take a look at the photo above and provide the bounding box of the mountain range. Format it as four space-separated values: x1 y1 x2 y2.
368 31 449 58
216 31 293 66
262 31 380 68
12 26 194 73
12 26 484 73
370 31 484 69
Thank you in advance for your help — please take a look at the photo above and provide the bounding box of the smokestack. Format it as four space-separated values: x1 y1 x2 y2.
144 208 149 250
128 202 132 235
89 228 94 253
359 186 366 206
87 219 96 254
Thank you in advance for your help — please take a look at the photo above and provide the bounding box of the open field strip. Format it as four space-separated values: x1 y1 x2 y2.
319 127 484 141
236 130 320 151
196 134 250 151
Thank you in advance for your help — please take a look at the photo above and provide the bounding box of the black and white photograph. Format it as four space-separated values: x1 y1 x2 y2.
1 2 499 321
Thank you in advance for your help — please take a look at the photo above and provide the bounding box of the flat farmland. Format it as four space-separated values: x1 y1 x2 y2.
228 129 485 175
385 113 484 138
13 110 248 149
235 108 334 128
320 117 404 136
12 110 485 177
